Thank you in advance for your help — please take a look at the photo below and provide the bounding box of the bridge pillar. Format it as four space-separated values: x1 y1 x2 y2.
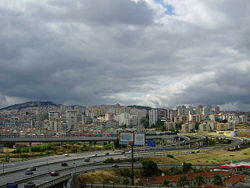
29 142 32 153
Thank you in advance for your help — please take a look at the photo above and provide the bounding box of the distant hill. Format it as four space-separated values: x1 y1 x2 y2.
128 105 152 111
0 101 60 111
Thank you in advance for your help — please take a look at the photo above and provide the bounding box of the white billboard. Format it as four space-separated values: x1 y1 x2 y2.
134 133 145 146
119 132 134 145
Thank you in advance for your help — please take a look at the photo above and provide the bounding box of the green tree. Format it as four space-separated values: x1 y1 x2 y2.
162 179 170 187
155 119 164 128
123 178 129 185
160 125 166 131
213 174 223 185
167 154 174 158
177 175 189 187
114 139 120 149
182 162 192 173
195 122 200 130
142 159 159 177
141 116 149 128
175 122 183 130
195 176 204 187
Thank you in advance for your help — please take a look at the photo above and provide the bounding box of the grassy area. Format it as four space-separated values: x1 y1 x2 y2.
150 147 250 165
0 142 114 162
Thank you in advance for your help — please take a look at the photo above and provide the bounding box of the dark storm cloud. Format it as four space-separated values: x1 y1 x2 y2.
0 0 250 110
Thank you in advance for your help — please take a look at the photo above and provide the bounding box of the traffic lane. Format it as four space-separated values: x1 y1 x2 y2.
0 154 123 186
18 162 218 188
0 150 114 175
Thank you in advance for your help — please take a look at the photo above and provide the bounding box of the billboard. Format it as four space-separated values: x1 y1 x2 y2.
119 131 145 146
134 133 145 146
119 132 134 145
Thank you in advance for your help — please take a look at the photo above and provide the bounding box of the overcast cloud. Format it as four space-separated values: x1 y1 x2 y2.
0 0 250 110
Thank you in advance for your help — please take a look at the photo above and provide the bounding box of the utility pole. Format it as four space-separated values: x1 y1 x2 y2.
131 144 134 185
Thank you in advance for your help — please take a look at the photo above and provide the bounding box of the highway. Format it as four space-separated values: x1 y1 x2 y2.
0 134 244 187
0 144 229 188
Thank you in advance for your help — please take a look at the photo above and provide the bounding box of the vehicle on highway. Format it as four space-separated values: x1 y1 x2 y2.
25 170 34 175
50 171 59 176
125 150 131 154
61 162 68 166
27 167 36 171
121 151 125 154
105 152 109 155
6 183 18 188
64 154 70 157
84 158 90 162
24 181 36 188
111 164 119 168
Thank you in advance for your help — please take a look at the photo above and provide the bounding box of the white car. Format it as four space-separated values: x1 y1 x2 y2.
64 154 70 157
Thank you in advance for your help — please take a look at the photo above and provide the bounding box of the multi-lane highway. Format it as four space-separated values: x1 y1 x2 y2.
0 148 217 188
0 135 244 187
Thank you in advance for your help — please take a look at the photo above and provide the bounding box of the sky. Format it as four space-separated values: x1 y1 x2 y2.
0 0 250 110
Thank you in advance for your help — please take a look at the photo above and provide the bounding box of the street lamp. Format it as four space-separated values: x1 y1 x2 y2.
2 162 4 174
73 162 77 174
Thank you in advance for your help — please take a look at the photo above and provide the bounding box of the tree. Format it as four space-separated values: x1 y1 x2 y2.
114 139 120 149
142 159 159 177
182 162 192 173
195 122 200 130
162 179 170 187
123 178 129 185
195 176 204 187
213 174 223 185
160 125 166 131
141 116 149 128
155 119 164 128
175 122 183 130
177 175 189 187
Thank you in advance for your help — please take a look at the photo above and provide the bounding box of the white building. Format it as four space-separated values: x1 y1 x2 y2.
149 108 168 127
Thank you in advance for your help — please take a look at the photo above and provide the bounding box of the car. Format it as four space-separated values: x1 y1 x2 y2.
105 152 109 155
50 171 59 176
121 151 125 154
111 164 119 168
25 170 34 175
61 162 68 166
84 158 90 162
27 167 36 171
24 181 36 188
64 154 70 157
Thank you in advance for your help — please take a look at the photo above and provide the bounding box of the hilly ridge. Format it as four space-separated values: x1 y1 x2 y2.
0 101 60 111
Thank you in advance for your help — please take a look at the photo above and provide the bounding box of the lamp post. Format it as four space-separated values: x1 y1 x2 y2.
73 162 77 174
2 162 4 174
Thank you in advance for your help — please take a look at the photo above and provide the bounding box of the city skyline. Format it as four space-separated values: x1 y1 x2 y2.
1 0 250 111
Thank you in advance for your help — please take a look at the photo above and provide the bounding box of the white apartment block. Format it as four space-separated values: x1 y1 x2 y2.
149 108 168 127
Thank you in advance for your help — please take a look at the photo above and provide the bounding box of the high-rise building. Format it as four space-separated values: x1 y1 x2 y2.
149 108 168 127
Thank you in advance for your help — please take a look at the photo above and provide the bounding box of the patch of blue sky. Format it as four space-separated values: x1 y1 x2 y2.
128 93 144 98
154 0 175 15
